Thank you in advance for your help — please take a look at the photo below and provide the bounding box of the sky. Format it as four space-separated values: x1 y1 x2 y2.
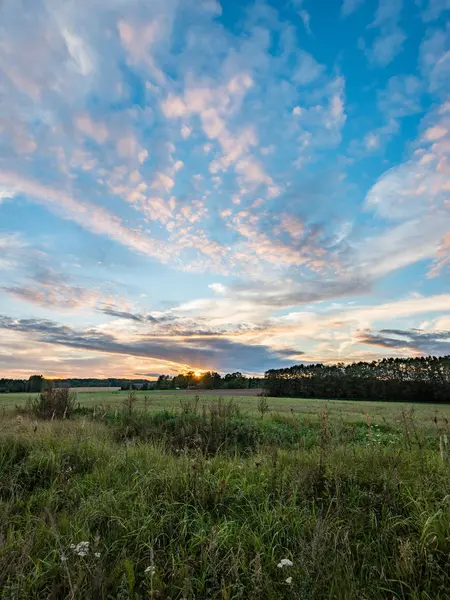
1 0 450 379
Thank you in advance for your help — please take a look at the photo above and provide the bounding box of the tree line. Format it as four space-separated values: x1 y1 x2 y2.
265 356 450 402
0 375 46 394
154 371 263 390
0 376 150 393
0 373 264 393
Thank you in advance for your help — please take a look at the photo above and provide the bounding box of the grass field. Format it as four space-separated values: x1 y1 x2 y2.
3 388 450 426
1 391 450 598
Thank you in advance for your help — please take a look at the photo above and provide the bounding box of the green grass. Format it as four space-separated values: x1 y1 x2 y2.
4 389 450 426
1 397 450 599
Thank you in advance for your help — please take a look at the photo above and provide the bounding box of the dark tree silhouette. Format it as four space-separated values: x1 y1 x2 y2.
264 356 450 403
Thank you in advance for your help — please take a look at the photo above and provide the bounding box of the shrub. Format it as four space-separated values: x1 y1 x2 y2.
20 386 77 419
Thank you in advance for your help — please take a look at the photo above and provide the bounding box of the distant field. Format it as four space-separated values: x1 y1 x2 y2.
3 388 450 426
69 386 122 392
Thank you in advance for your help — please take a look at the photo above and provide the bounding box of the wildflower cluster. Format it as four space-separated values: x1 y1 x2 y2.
277 558 293 584
367 424 402 446
70 541 90 557
66 541 101 559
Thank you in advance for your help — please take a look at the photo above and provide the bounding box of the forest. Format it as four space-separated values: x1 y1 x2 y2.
265 356 450 402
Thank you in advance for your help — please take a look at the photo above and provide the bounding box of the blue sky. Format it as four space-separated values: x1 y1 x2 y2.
1 0 450 378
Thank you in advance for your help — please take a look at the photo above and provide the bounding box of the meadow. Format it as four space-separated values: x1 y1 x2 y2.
4 388 450 426
1 390 450 599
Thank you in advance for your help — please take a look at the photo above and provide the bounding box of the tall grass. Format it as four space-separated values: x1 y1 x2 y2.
16 385 77 420
0 402 449 599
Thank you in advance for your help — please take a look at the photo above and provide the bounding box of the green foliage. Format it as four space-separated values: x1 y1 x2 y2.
1 405 450 599
266 355 450 402
257 395 269 418
18 386 77 419
122 391 138 418
27 375 45 394
112 399 263 455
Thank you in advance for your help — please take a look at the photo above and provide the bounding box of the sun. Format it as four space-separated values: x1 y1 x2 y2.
193 370 203 378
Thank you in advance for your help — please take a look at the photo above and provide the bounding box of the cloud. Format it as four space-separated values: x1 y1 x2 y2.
2 284 102 310
75 113 108 144
419 0 450 22
428 232 450 277
377 75 423 118
366 0 406 66
0 171 174 264
419 22 450 96
358 328 450 356
365 102 450 216
181 124 192 139
99 307 159 322
354 100 450 276
0 315 296 373
293 51 324 84
341 0 365 16
370 29 406 66
299 10 312 35
161 73 279 194
0 233 33 270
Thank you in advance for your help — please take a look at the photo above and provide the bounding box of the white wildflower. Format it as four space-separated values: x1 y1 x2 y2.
60 554 67 562
144 566 155 575
285 577 292 584
277 558 293 568
71 541 90 557
94 552 101 558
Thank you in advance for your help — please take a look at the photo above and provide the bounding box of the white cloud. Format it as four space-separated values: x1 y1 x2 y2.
293 51 324 84
359 119 399 153
299 10 312 35
162 73 278 193
370 29 406 66
371 0 403 27
425 125 448 140
0 187 16 202
116 134 140 159
209 282 227 295
138 149 149 164
181 124 192 139
118 19 167 84
360 103 450 278
162 94 187 118
365 133 380 149
378 75 423 118
420 0 450 22
152 172 175 193
0 171 174 264
366 0 406 66
75 114 108 144
341 0 365 16
61 28 93 76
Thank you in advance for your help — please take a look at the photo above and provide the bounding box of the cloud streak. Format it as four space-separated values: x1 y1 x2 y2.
359 328 450 356
0 315 295 373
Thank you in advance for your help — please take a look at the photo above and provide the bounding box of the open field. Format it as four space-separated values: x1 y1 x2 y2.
68 386 122 393
1 394 450 599
3 388 450 426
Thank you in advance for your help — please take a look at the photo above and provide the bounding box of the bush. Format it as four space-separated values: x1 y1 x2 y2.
19 386 77 419
112 400 260 455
